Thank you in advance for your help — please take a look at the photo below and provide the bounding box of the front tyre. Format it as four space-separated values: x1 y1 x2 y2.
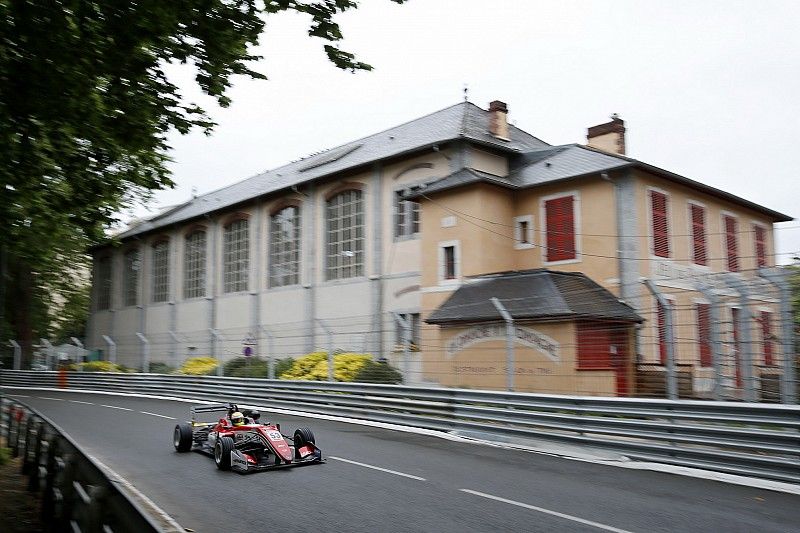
214 436 234 470
174 423 193 452
293 427 316 460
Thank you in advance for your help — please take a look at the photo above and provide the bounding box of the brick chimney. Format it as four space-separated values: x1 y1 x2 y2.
488 100 509 140
587 114 626 155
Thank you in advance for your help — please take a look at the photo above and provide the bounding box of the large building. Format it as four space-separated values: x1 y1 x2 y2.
87 101 792 398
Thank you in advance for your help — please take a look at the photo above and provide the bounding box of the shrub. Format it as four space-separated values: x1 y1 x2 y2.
179 356 218 375
224 356 268 378
279 352 373 382
78 361 127 373
148 362 175 374
274 357 295 378
0 447 10 466
353 360 403 384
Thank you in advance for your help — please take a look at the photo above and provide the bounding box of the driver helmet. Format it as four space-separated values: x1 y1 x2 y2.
231 412 245 426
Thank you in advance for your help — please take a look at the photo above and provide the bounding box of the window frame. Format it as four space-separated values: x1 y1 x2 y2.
150 239 170 303
722 212 739 272
183 229 207 300
753 222 768 269
269 205 302 288
695 300 712 367
687 201 708 267
648 187 671 259
122 248 140 307
325 188 365 281
513 214 534 250
223 217 250 294
438 240 461 285
393 189 421 241
95 256 112 311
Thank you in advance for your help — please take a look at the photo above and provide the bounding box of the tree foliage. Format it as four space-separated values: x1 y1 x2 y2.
0 0 403 360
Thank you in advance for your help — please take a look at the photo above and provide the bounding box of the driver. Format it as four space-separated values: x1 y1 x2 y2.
230 411 246 426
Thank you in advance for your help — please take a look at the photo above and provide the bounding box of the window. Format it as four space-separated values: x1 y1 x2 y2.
151 240 169 303
123 249 140 306
184 230 206 299
444 246 456 279
326 190 364 280
544 195 576 261
690 204 707 266
395 312 421 348
724 215 739 272
96 257 112 310
656 299 672 365
437 240 460 283
754 225 767 268
650 190 670 258
576 322 612 369
394 191 420 239
514 215 533 249
269 206 301 287
697 303 711 367
223 219 249 293
731 307 742 386
761 311 774 366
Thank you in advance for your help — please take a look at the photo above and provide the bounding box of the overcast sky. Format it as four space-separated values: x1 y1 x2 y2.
139 0 800 264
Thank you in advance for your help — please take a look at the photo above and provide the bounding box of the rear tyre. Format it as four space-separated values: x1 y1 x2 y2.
173 423 193 452
214 436 235 470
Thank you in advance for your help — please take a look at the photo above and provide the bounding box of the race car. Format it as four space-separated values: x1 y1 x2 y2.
172 403 323 473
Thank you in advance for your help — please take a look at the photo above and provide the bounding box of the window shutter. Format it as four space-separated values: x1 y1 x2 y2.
690 204 707 266
657 301 667 365
761 311 774 366
697 303 711 367
724 216 739 272
754 225 767 268
650 191 670 258
545 196 575 261
576 322 611 369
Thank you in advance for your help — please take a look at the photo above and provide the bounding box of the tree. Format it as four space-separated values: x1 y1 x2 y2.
0 0 404 364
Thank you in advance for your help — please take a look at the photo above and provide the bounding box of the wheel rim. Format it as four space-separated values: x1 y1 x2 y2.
173 427 180 447
214 442 222 464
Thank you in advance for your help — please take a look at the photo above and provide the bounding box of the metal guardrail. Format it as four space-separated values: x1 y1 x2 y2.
2 370 799 484
1 394 166 532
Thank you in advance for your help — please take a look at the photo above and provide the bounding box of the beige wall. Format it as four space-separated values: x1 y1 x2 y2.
468 146 509 176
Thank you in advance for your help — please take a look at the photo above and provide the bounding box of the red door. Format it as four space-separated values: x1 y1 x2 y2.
610 330 629 396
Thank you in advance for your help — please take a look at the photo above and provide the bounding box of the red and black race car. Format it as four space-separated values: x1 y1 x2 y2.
172 403 323 473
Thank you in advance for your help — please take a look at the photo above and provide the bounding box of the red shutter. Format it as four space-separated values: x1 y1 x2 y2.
545 196 576 261
650 191 670 258
761 311 774 366
754 225 767 268
657 301 667 365
697 303 711 367
690 204 707 266
731 307 742 387
724 215 739 272
577 322 611 369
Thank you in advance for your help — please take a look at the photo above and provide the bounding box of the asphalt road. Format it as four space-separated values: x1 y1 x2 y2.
4 389 799 533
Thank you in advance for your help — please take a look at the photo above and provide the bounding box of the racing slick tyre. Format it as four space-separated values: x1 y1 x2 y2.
214 436 235 470
293 427 316 459
173 423 193 452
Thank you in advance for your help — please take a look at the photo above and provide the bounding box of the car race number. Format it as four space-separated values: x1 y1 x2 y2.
267 430 283 441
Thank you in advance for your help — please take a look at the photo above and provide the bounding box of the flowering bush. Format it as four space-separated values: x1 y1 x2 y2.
78 361 129 373
179 356 218 376
280 352 372 382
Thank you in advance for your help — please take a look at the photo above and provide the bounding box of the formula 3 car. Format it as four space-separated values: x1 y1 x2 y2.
172 403 323 473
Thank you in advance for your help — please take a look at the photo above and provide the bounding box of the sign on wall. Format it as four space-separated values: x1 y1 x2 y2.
445 325 560 361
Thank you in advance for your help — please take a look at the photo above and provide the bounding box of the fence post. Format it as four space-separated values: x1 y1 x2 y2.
695 283 724 400
10 340 21 370
392 313 411 384
316 319 334 382
491 297 515 392
101 335 116 364
70 338 84 371
260 326 275 379
135 333 149 373
40 339 54 370
209 329 224 376
168 331 182 370
643 280 678 400
759 268 798 404
726 275 758 402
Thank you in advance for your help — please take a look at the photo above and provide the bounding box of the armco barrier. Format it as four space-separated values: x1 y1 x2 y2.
1 395 169 532
2 370 799 484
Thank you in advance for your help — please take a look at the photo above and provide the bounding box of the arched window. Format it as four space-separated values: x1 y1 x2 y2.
184 230 206 299
223 219 249 293
151 240 170 303
123 249 140 306
269 206 301 287
326 189 364 280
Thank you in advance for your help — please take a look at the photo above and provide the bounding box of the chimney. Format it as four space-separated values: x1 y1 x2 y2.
587 114 626 155
488 100 509 140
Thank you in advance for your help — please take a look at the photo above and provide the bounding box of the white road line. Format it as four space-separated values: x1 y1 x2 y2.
69 400 94 405
11 394 30 398
140 411 175 420
38 397 63 401
460 489 634 533
100 404 133 412
328 456 426 481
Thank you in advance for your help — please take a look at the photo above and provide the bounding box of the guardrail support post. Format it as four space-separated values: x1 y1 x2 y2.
392 313 411 384
643 280 678 400
726 275 758 402
70 337 84 371
491 297 515 392
10 339 21 370
759 268 798 404
135 333 149 373
316 319 334 382
260 326 275 379
209 329 224 376
101 335 116 364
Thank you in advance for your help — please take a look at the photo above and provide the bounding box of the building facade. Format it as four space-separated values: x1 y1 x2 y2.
87 101 793 399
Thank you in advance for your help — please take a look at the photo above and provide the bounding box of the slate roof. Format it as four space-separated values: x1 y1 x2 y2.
426 269 643 325
412 144 792 221
117 102 549 239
